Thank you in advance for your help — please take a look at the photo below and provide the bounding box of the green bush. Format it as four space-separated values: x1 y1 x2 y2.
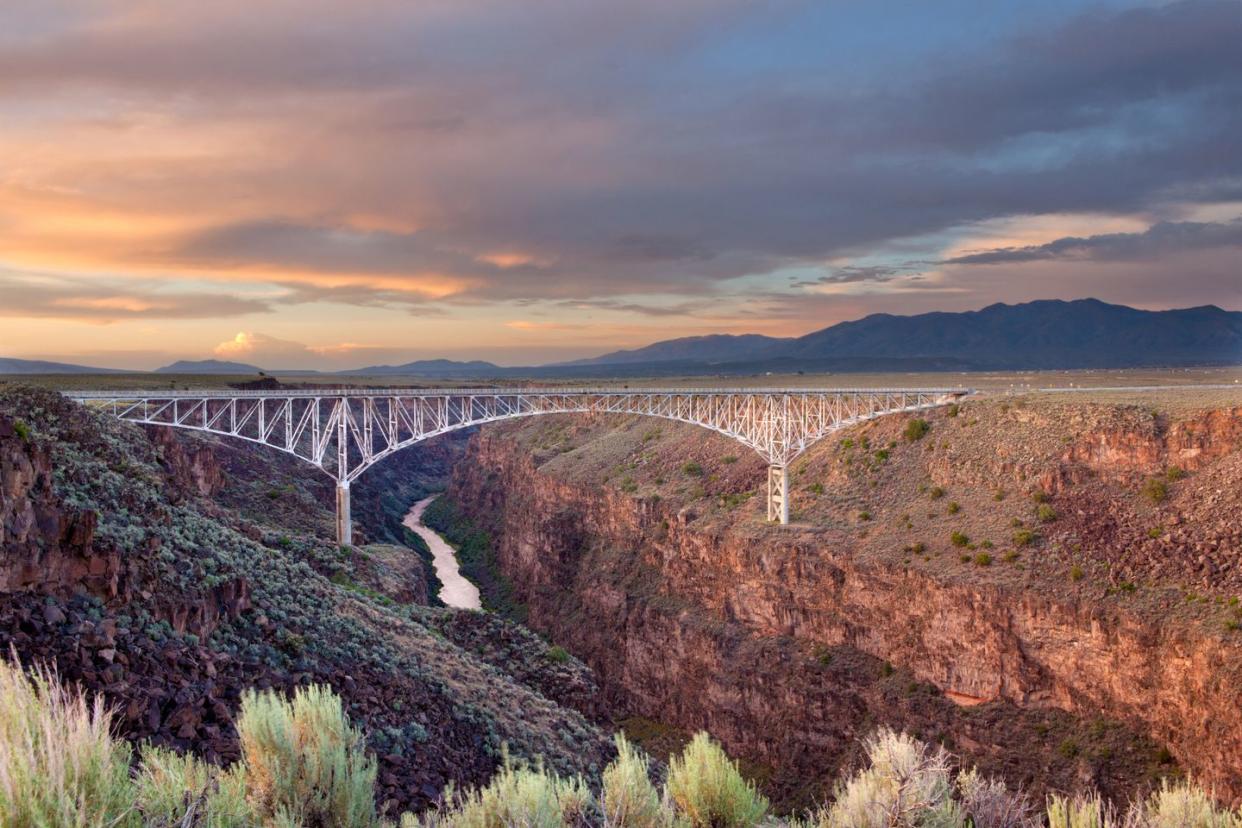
928 486 945 500
818 728 961 828
946 501 960 515
12 419 31 442
946 403 960 418
134 746 252 828
1165 466 1186 482
682 461 705 478
236 684 378 827
903 419 930 442
1070 565 1085 582
1036 504 1057 523
665 732 768 828
430 751 593 828
974 553 993 567
1143 477 1168 503
601 735 669 828
547 645 570 664
950 531 969 547
1013 529 1036 547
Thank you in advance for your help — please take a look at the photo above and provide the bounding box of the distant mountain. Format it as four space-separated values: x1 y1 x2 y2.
0 357 130 375
570 299 1242 372
156 360 263 374
343 359 502 378
782 299 1242 369
561 334 790 367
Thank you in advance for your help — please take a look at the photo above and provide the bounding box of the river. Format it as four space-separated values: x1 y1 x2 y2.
402 496 481 610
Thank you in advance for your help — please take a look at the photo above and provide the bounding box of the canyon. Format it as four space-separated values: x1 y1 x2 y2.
4 380 1242 816
440 394 1242 806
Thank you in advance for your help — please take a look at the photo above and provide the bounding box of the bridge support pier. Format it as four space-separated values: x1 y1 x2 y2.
335 481 352 547
767 464 789 524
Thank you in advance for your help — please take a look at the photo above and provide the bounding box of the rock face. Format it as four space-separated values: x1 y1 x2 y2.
0 387 612 817
1 413 121 597
446 402 1242 804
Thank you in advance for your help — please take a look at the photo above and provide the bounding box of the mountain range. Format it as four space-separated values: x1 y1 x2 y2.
2 300 1239 377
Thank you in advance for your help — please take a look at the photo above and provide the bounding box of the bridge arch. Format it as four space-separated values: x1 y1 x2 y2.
66 387 967 541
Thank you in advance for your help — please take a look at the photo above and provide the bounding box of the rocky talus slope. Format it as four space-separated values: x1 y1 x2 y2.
442 396 1242 806
0 385 610 816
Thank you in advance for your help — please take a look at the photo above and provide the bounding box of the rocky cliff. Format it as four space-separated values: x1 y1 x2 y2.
0 386 611 816
445 396 1242 805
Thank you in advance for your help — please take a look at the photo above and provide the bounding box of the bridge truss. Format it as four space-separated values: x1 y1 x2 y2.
66 387 967 542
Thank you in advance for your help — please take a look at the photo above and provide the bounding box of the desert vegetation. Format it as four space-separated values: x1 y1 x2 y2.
5 656 1238 827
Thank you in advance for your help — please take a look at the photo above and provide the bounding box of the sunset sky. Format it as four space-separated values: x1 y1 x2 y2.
2 1 1240 369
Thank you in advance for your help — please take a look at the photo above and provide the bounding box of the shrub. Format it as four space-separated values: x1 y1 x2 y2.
904 419 930 442
858 511 872 522
974 553 993 567
928 486 945 500
819 728 962 828
665 732 768 828
950 531 970 547
1070 565 1085 582
236 684 378 827
1031 490 1049 504
956 768 1036 828
1142 478 1168 504
547 645 570 664
135 746 252 827
1012 529 1036 547
946 403 960 418
601 735 669 828
1046 793 1113 828
722 455 739 465
12 419 31 442
993 488 1006 502
682 461 705 478
1165 466 1186 482
1132 779 1239 828
947 501 960 515
808 482 825 495
1036 504 1057 523
433 751 593 828
0 656 136 828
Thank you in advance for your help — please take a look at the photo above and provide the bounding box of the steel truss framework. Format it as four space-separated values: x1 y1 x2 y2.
67 387 967 540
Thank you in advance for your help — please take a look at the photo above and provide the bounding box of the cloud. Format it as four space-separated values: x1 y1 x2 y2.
213 331 308 361
944 219 1242 265
0 270 271 323
1 0 1241 357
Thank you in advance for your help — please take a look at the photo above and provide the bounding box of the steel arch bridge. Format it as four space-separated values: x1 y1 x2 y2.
65 387 968 543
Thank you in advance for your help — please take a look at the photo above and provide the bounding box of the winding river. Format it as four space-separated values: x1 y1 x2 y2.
402 496 481 610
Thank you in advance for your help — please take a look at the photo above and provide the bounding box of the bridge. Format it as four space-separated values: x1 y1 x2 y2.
65 387 968 543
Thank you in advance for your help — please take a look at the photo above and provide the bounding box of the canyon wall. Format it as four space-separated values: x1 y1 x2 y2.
447 408 1242 802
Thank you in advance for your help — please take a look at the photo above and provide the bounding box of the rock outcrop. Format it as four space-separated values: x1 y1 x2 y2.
446 399 1242 804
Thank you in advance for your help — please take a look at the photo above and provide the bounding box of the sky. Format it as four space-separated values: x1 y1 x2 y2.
1 0 1240 369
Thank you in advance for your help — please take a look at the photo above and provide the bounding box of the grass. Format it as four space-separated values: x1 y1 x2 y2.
4 655 1237 828
0 656 135 827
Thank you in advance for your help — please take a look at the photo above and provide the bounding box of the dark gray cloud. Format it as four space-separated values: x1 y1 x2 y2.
945 219 1242 265
3 0 1241 316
